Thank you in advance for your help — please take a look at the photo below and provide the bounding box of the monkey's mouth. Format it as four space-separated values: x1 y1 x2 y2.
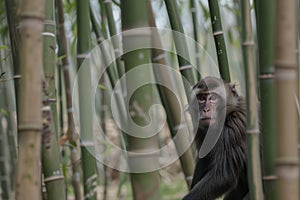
200 117 216 122
200 117 217 126
200 117 211 120
200 116 216 120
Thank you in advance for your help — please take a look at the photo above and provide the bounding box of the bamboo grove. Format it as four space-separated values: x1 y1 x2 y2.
0 0 299 199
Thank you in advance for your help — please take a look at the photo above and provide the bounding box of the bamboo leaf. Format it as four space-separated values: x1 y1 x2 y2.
56 54 67 62
0 45 9 51
1 108 8 117
97 84 108 91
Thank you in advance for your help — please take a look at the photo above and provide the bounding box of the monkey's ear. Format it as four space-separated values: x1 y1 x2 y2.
230 83 239 97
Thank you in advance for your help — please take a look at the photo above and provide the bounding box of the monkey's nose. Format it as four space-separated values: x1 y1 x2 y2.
203 107 210 113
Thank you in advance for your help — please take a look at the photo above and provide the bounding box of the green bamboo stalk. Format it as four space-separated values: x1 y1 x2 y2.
164 0 197 87
41 0 66 199
275 0 299 198
121 0 160 199
16 0 45 199
254 0 277 198
90 7 119 87
76 0 97 199
43 0 59 135
0 76 14 199
41 105 66 200
91 2 129 158
207 0 231 82
57 64 69 199
0 38 17 199
56 0 83 198
298 0 300 193
90 7 130 199
102 0 124 80
98 78 108 200
149 3 195 189
0 112 12 200
190 0 201 81
4 0 20 109
241 1 264 199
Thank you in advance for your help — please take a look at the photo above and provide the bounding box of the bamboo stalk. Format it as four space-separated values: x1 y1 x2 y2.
121 0 161 199
190 0 201 81
0 86 14 199
41 0 66 198
275 0 299 198
4 0 20 109
16 0 45 199
254 0 277 198
0 41 17 199
207 0 231 82
241 0 264 199
164 0 197 87
149 3 195 189
56 0 83 198
102 0 125 80
76 0 97 199
41 106 66 200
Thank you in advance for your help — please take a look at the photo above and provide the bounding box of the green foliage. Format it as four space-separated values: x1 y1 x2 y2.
199 1 210 21
97 84 109 91
0 108 8 117
69 140 78 148
56 54 67 62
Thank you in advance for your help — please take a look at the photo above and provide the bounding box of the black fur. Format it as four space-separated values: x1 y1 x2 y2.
183 77 249 200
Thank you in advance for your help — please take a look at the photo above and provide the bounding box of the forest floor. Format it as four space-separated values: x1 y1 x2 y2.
66 117 189 200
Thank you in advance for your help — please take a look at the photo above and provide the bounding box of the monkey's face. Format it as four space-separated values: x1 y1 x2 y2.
197 91 223 127
191 76 231 129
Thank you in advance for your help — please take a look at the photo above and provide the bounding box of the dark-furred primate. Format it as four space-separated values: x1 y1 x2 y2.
183 76 249 200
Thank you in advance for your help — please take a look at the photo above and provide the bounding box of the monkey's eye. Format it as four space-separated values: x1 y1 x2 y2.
197 94 206 104
209 94 218 103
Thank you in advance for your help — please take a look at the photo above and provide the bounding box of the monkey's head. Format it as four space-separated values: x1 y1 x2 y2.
191 76 239 128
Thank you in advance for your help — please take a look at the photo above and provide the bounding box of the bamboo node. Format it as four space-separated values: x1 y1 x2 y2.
44 175 64 183
242 41 254 46
246 129 260 135
276 158 299 166
122 28 152 37
43 98 57 104
18 124 42 132
259 73 275 79
275 60 297 69
213 31 224 36
0 75 22 82
76 53 90 59
263 175 278 181
43 20 56 26
42 32 56 38
179 65 193 71
127 150 159 158
20 12 44 20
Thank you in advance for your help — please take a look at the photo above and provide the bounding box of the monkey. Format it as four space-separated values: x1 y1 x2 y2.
183 76 249 200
